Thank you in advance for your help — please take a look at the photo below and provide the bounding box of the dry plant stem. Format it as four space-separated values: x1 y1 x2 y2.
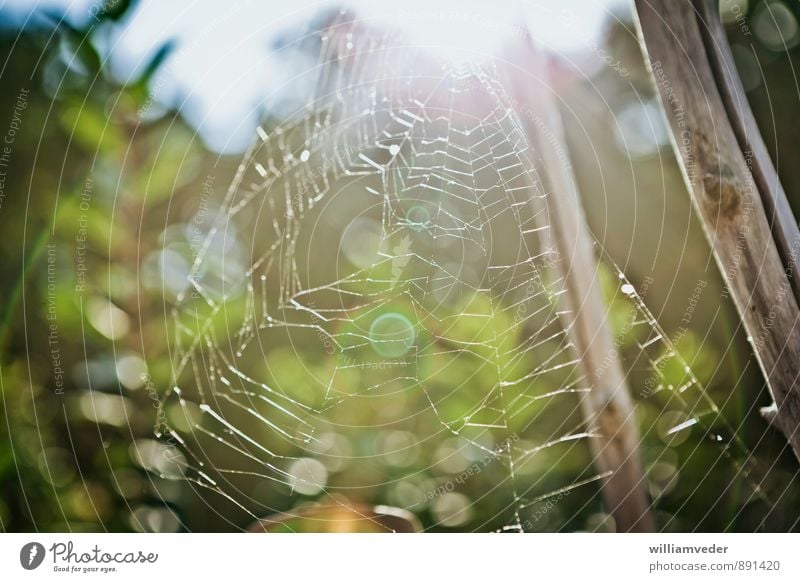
633 0 800 458
507 41 655 531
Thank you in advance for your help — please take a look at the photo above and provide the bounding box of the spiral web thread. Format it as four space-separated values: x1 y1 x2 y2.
157 21 770 532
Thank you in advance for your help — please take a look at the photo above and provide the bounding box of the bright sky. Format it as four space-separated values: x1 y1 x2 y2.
2 0 628 152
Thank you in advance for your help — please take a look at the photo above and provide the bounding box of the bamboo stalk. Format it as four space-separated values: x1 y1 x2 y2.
633 0 800 458
505 40 655 532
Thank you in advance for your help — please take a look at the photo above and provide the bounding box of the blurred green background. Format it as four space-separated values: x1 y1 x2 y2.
1 0 800 532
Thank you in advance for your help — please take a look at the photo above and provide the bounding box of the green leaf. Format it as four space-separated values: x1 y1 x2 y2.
42 13 102 76
138 40 176 87
60 103 123 153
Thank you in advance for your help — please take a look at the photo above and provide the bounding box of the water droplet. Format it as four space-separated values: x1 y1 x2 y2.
389 144 400 156
300 149 310 162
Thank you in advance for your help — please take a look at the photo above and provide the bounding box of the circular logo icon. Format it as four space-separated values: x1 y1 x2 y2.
19 542 45 570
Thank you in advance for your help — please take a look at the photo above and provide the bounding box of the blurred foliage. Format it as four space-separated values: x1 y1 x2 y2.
1 0 800 533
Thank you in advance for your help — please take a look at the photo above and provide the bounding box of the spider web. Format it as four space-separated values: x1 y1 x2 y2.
155 18 771 532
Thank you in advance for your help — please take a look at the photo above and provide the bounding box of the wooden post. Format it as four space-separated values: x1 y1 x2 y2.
505 41 655 532
633 0 800 458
